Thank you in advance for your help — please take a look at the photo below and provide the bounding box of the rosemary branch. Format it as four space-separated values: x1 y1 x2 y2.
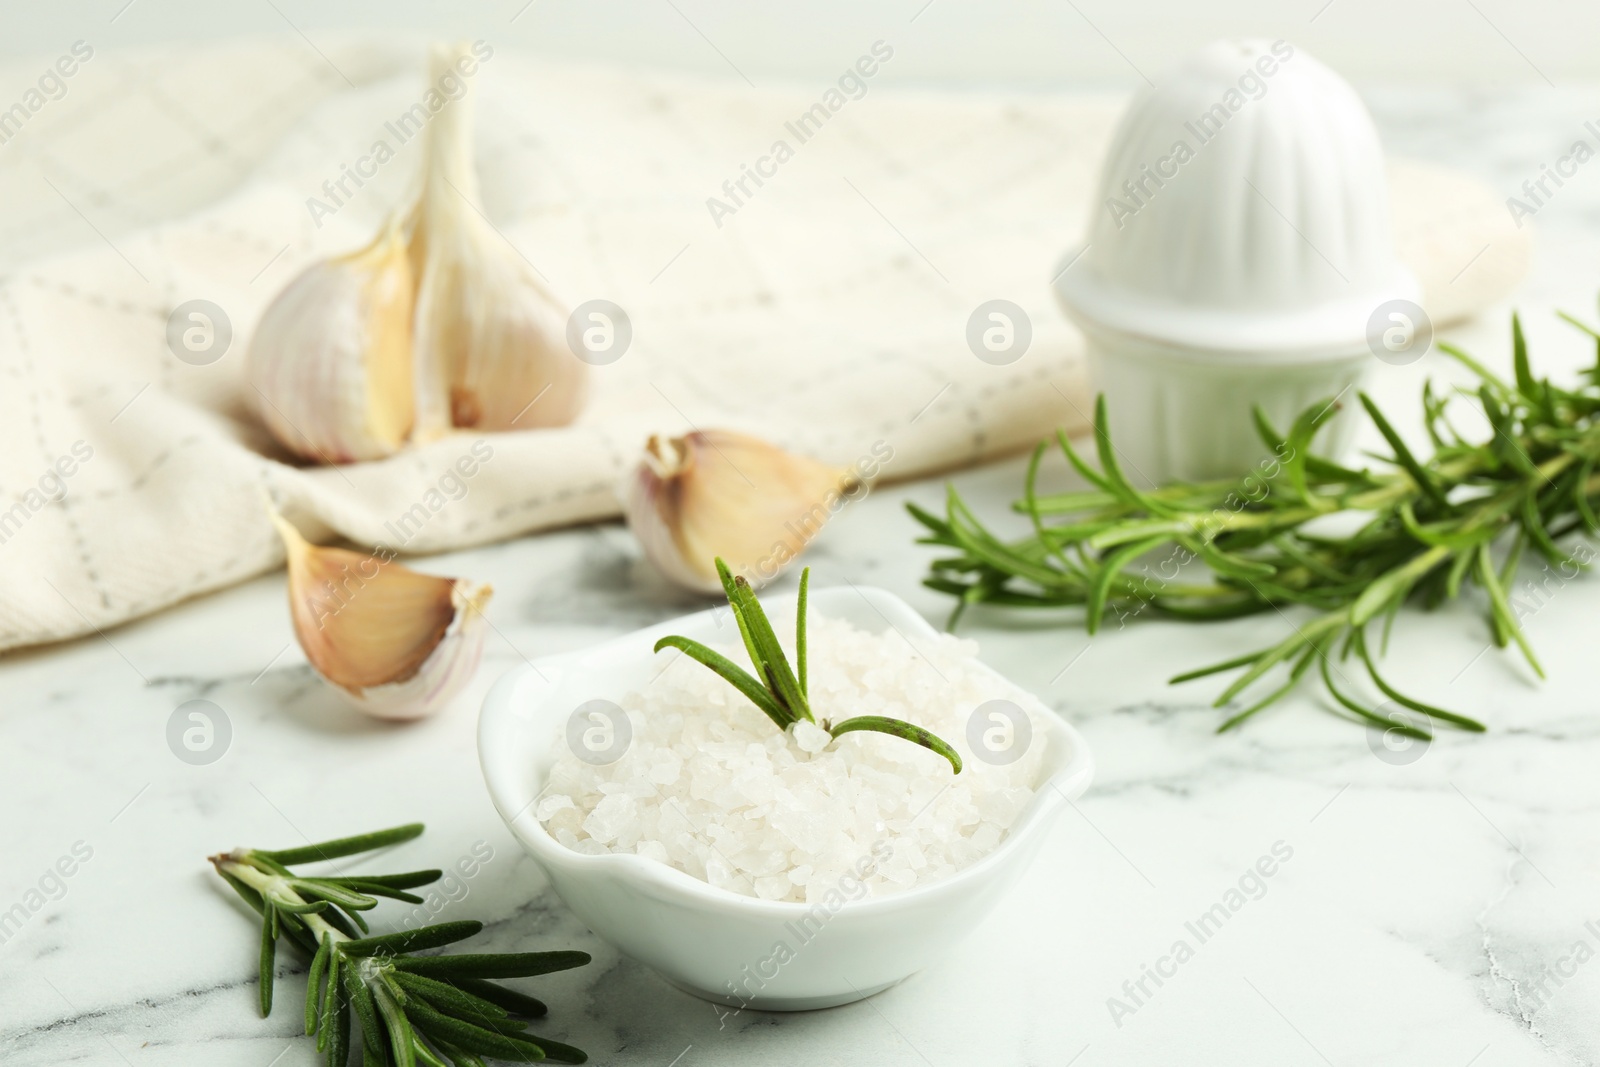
653 558 963 772
911 306 1600 738
210 823 589 1066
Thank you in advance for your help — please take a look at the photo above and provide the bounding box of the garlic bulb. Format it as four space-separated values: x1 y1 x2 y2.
246 41 588 466
623 430 858 593
271 512 492 720
410 42 587 438
247 223 415 463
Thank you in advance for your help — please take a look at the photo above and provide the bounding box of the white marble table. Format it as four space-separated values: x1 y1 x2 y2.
5 91 1600 1066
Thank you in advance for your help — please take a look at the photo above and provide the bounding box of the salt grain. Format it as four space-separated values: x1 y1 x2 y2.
538 615 1049 903
790 720 832 753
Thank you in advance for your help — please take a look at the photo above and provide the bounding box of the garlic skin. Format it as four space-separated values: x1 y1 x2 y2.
271 512 492 720
624 430 859 593
410 42 588 439
247 225 415 463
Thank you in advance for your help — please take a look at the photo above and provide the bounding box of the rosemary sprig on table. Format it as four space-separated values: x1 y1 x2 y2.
210 823 589 1066
653 558 963 772
911 307 1600 739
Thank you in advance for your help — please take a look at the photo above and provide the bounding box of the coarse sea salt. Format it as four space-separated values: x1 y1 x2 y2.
538 614 1047 903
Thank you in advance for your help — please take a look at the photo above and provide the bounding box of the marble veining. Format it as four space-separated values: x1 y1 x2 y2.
4 91 1600 1065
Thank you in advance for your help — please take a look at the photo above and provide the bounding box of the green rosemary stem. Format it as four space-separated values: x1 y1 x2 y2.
211 827 591 1065
215 853 351 945
656 559 963 773
913 302 1600 737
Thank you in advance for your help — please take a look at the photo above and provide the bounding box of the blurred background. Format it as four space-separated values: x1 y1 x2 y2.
3 0 1595 88
0 0 1590 646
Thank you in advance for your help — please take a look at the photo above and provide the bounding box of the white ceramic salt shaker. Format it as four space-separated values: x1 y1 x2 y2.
1052 39 1418 484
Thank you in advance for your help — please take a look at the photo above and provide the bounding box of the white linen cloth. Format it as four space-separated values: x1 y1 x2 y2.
0 36 1527 651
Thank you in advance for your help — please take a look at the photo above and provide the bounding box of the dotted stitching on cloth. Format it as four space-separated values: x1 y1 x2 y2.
1 285 111 612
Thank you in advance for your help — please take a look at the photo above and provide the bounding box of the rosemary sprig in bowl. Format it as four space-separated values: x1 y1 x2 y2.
911 306 1600 739
653 558 963 772
210 822 590 1066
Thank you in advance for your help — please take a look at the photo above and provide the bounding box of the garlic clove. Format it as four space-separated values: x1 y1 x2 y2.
271 512 492 720
410 42 588 439
247 224 416 463
413 225 588 434
623 430 859 593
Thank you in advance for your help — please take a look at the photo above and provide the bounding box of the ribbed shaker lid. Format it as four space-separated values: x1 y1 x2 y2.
1053 39 1416 357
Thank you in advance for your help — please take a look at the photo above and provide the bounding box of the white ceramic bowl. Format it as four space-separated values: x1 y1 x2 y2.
478 585 1094 1010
